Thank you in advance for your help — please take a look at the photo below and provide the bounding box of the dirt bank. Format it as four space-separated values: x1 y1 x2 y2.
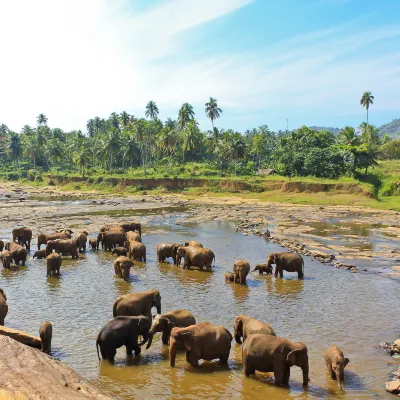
1 182 399 278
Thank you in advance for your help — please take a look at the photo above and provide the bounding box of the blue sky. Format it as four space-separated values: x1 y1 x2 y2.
1 0 399 132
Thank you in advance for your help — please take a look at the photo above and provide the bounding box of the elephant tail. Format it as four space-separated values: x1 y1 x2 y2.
96 332 101 361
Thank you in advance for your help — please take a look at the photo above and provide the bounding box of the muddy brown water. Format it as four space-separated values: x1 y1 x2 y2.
1 208 400 399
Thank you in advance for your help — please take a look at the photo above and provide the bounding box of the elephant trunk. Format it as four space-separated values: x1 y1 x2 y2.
146 332 153 349
138 331 149 346
156 304 161 314
169 341 178 367
302 365 309 386
234 331 242 344
337 370 344 391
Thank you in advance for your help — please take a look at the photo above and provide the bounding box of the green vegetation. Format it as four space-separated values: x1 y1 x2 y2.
0 92 399 208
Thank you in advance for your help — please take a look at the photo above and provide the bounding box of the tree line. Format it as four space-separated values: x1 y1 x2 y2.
0 95 398 179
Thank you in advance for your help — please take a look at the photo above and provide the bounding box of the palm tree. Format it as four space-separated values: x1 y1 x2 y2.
338 126 360 146
120 111 132 130
360 91 374 123
109 112 120 131
0 124 9 160
205 97 223 129
37 114 48 126
158 126 177 171
86 119 96 137
73 149 90 176
145 101 159 121
178 103 195 130
8 133 22 167
359 122 379 148
182 120 201 171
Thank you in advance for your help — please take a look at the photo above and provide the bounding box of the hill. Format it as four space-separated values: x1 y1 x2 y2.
379 119 400 138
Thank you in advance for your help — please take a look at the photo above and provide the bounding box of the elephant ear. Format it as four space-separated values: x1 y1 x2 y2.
286 350 298 366
181 332 195 351
344 358 349 367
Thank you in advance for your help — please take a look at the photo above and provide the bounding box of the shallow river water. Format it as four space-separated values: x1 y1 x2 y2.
1 209 400 399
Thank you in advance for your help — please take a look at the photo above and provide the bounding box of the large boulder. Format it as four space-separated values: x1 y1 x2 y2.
0 336 112 399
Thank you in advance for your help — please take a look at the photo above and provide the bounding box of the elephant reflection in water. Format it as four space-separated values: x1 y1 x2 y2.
265 276 304 297
229 281 250 303
158 263 213 286
113 276 132 297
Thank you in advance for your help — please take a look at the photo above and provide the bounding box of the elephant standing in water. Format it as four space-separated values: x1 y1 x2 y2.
184 241 203 248
5 242 27 266
46 239 79 259
0 251 12 269
242 334 309 387
113 290 161 321
147 309 196 348
37 231 71 250
39 321 53 354
127 241 146 262
0 289 8 325
266 252 304 278
176 246 215 271
233 260 251 285
324 346 349 391
119 222 142 236
46 253 62 277
169 322 232 367
74 231 88 253
233 315 276 344
114 256 134 281
96 316 151 362
12 227 32 251
126 231 141 243
0 240 4 251
157 243 181 263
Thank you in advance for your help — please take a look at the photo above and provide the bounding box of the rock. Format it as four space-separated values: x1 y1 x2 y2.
0 336 112 399
0 326 42 348
386 380 400 394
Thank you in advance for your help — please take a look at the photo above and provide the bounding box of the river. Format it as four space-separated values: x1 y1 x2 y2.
1 206 399 399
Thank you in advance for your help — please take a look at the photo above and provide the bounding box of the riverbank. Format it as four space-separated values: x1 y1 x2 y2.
1 181 399 279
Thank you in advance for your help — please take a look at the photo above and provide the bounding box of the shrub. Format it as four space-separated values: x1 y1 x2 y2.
20 171 28 178
48 180 56 186
87 178 94 184
35 175 43 182
96 176 103 184
380 180 400 196
28 170 36 181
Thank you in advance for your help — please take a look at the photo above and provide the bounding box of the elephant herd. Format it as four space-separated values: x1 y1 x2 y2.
0 222 349 392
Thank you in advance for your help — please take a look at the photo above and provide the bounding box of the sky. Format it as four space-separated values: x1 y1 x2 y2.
1 0 400 133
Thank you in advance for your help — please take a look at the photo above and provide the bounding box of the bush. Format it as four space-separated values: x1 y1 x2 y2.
28 170 36 181
7 173 20 181
20 171 28 178
380 180 400 196
87 178 94 184
96 176 103 184
48 180 56 186
114 168 125 175
35 175 43 182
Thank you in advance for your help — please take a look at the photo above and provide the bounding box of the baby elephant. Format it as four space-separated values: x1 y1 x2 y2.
89 238 98 250
111 247 128 257
39 321 53 354
253 264 273 275
96 316 151 362
324 346 349 391
0 251 12 269
33 249 47 259
46 253 62 277
114 256 134 281
225 272 235 282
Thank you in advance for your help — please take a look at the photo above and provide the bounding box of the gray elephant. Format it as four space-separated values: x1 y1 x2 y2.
0 289 8 325
157 243 181 264
170 322 232 367
324 346 349 391
114 256 134 281
126 231 141 243
37 231 71 250
233 315 276 344
33 249 46 259
233 260 251 285
266 252 304 278
74 231 88 253
12 227 33 251
46 239 79 259
89 238 98 250
147 310 196 348
184 241 203 248
5 242 27 266
113 290 161 321
111 247 128 256
99 231 126 251
176 246 215 271
46 253 62 277
0 251 12 269
119 222 142 236
242 334 309 387
39 321 53 354
225 272 235 282
0 240 4 251
127 240 146 262
96 316 151 362
252 264 273 274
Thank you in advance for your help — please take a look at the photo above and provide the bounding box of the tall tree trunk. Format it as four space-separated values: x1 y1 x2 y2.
367 107 369 124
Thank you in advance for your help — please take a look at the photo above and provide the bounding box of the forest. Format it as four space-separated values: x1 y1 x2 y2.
0 97 399 182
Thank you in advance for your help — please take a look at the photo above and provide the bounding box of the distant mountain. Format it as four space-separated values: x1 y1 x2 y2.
310 126 340 135
379 119 400 138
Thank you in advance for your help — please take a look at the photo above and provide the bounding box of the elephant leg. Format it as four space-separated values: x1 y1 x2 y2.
188 352 199 368
243 360 255 377
186 350 191 362
107 348 117 362
126 344 133 356
283 366 291 386
133 345 141 356
219 355 229 365
274 364 284 386
274 266 278 277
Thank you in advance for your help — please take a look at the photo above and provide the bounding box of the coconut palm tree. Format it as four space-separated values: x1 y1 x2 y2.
359 122 379 148
338 126 360 146
145 101 159 121
178 103 195 130
86 119 96 137
37 114 48 126
109 112 120 131
360 91 374 123
8 133 22 166
182 120 201 171
120 111 132 130
205 97 223 129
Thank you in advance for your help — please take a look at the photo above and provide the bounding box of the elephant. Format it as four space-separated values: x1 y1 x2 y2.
147 310 196 348
253 264 273 275
100 225 124 233
266 252 304 279
56 228 74 235
111 247 128 256
89 238 98 250
127 240 146 262
233 315 276 344
12 227 32 251
242 334 309 387
0 289 8 325
113 289 161 321
74 231 88 253
169 322 232 367
119 222 142 236
39 320 53 354
0 240 4 251
126 231 141 243
99 231 126 252
233 260 251 285
114 256 134 281
33 249 46 259
157 243 181 263
324 346 349 391
96 316 151 362
46 253 62 277
176 246 215 271
225 272 235 282
5 242 27 266
37 231 71 250
0 251 12 269
184 241 203 248
46 239 79 259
